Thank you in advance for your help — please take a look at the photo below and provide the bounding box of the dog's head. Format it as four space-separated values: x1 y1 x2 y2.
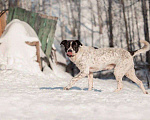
60 40 82 57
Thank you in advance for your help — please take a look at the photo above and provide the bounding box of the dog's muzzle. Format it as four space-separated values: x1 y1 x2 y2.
67 50 74 57
67 52 74 57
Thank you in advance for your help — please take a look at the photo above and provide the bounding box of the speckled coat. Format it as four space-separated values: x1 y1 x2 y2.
64 40 149 94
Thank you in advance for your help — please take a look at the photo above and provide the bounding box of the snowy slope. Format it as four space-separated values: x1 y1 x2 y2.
0 69 150 120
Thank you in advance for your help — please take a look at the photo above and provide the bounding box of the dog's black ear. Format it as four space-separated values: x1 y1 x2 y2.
60 40 67 46
76 40 82 46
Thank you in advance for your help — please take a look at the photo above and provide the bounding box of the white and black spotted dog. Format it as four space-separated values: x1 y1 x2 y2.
60 40 150 94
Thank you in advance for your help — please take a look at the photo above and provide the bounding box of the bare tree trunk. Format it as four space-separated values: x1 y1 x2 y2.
134 3 143 62
42 0 46 14
141 0 150 67
39 0 43 13
88 0 94 46
76 0 81 40
49 0 52 16
131 0 135 50
108 0 113 47
69 0 76 37
65 0 73 39
1 0 8 9
121 0 130 51
141 0 150 42
127 1 132 51
27 0 32 10
119 3 123 48
88 0 96 26
96 0 103 34
103 0 109 47
58 0 65 41
0 1 2 10
9 0 19 7
34 1 39 13
65 0 71 26
91 14 94 47
96 0 103 47
149 0 150 17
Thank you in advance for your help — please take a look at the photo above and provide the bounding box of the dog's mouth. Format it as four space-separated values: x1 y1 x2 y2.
67 52 74 57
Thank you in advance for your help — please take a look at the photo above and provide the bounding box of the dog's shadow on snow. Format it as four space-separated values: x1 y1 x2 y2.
40 87 102 92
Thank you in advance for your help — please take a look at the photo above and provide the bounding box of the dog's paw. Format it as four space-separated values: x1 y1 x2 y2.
114 88 122 92
63 87 70 90
88 88 93 91
145 91 148 94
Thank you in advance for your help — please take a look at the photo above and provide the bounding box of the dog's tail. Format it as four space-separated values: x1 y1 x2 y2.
133 40 150 57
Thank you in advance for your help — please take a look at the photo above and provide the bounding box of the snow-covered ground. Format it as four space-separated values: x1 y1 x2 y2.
0 69 150 120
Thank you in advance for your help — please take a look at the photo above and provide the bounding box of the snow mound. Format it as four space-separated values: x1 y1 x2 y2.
0 19 45 73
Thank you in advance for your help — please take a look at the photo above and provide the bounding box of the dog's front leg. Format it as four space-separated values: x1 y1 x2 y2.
64 71 88 90
88 72 93 91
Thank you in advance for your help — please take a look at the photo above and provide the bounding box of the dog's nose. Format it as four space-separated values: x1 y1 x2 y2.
68 49 72 52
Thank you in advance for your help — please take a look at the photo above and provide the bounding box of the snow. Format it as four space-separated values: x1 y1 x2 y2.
0 69 150 120
0 19 45 73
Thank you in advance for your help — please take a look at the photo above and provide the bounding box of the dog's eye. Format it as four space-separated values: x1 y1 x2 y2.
64 42 70 52
72 42 79 53
66 42 70 48
72 42 76 48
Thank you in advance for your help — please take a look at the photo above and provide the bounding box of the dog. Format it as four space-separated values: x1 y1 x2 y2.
60 40 150 94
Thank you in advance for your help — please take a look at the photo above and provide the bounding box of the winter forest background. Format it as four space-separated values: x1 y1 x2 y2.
0 0 150 77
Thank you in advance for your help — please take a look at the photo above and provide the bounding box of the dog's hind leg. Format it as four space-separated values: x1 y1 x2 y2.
113 61 131 92
114 74 123 92
114 68 125 92
125 67 148 94
88 72 93 91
